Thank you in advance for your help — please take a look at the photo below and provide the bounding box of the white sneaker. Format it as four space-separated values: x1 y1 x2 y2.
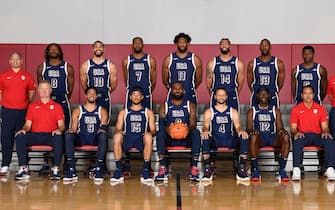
0 166 9 176
291 167 301 181
326 167 335 181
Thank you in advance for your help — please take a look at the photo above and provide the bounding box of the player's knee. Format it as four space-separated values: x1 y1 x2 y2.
113 133 123 145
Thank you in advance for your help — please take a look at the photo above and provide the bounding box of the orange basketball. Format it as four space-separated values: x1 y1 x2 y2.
169 122 189 140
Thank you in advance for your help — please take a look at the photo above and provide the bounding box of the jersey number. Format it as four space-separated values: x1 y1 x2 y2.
131 122 142 133
87 124 95 133
50 78 58 89
178 71 186 81
219 124 225 133
94 77 104 87
220 74 231 84
259 122 270 132
135 71 142 82
260 75 270 86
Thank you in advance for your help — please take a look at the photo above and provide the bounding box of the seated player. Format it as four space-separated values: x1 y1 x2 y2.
14 81 64 180
155 82 201 182
247 87 290 182
201 88 249 181
110 87 156 182
291 85 335 181
63 87 109 182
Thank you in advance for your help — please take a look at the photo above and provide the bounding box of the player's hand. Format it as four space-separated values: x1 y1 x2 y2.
97 129 107 134
248 130 259 136
15 130 26 137
201 131 211 140
294 132 304 140
52 129 62 136
321 132 333 139
278 129 288 136
238 131 249 140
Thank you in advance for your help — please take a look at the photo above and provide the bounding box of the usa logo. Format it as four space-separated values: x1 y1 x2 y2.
50 105 54 110
313 109 318 114
21 75 26 80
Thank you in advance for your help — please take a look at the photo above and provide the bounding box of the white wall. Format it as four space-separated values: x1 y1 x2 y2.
1 0 335 44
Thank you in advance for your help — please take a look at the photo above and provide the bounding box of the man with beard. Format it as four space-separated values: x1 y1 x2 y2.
162 33 202 105
154 82 201 182
246 87 290 182
206 38 244 110
291 45 328 105
63 87 109 182
80 40 117 120
37 43 75 130
110 87 156 182
122 37 156 109
0 52 36 176
201 88 249 181
247 39 285 107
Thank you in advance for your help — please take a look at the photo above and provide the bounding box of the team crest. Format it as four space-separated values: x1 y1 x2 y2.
21 75 26 80
50 105 54 110
313 109 318 114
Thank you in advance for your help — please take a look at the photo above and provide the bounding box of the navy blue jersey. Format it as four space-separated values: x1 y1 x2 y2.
127 54 151 91
210 106 234 139
294 63 321 104
78 105 102 144
165 100 190 126
42 61 69 97
168 52 196 92
86 59 111 94
251 57 279 95
252 105 276 135
124 107 148 136
211 56 239 93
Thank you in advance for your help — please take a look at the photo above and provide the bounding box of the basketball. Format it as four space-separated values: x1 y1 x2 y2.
169 122 189 140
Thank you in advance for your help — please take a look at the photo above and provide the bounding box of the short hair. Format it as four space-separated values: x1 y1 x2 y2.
129 86 143 95
38 80 51 86
45 43 64 61
302 45 315 54
257 87 270 94
219 38 231 45
171 81 184 89
302 85 315 93
132 37 143 44
85 86 97 94
173 33 191 44
92 40 104 47
260 38 271 46
9 52 23 59
214 87 227 95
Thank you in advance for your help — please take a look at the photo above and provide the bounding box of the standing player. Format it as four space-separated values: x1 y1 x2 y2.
328 75 335 137
14 81 65 180
0 52 36 176
63 87 108 182
291 45 328 104
37 43 75 129
246 87 290 181
162 33 202 105
155 82 201 182
206 38 244 110
80 40 117 119
201 88 249 181
111 87 156 182
247 39 285 107
122 37 156 109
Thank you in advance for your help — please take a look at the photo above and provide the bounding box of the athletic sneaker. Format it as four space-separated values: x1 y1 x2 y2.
122 159 131 177
50 167 61 180
0 166 9 176
202 167 213 181
15 167 31 180
94 167 104 182
154 166 168 181
210 161 217 175
326 167 335 181
291 167 301 181
63 168 78 181
278 169 290 182
251 168 261 182
236 165 250 181
110 169 124 182
189 166 200 181
140 168 153 182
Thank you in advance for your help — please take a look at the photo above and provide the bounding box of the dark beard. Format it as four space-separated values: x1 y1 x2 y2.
88 99 96 104
172 94 184 100
132 101 142 105
94 51 104 57
134 49 142 54
177 46 187 53
220 48 230 55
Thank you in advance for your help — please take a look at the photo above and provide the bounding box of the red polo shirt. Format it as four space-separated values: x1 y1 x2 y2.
26 99 64 132
290 102 328 134
0 69 36 109
327 76 335 107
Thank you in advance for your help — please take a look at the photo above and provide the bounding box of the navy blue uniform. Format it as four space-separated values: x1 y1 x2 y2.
252 105 277 146
294 63 321 104
42 61 71 129
250 57 280 107
202 106 248 155
167 52 197 104
210 56 240 110
126 54 152 108
123 107 149 152
86 59 111 117
157 100 201 157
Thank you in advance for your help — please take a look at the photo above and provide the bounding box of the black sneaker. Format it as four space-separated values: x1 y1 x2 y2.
236 165 250 181
15 168 31 180
202 167 213 181
63 168 78 181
